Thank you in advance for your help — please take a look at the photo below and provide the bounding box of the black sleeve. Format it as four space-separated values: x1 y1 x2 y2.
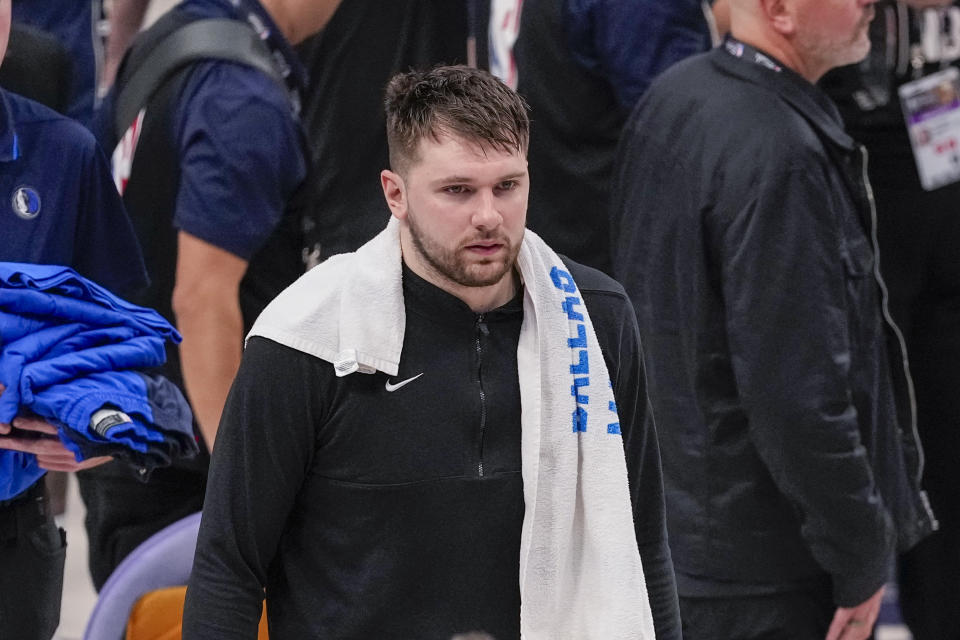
182 337 327 640
588 287 682 640
717 163 895 606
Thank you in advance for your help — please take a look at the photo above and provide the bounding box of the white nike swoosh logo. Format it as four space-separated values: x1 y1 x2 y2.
385 373 424 392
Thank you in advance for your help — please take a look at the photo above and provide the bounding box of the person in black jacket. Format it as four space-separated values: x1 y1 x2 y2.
821 2 960 637
611 0 936 638
184 65 681 640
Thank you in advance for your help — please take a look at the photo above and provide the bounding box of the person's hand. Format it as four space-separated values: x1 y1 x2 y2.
0 413 113 472
825 585 886 640
904 0 954 8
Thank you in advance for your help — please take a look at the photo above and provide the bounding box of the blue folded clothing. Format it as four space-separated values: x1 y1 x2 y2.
0 262 176 335
52 372 196 471
0 263 196 501
0 324 167 421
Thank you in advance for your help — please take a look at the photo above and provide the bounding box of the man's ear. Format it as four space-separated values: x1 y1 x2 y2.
381 169 408 220
762 0 797 36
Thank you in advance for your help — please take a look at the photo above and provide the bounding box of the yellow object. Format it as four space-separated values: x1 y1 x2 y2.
124 586 269 640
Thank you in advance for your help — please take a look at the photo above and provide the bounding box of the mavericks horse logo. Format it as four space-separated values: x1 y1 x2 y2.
12 186 41 220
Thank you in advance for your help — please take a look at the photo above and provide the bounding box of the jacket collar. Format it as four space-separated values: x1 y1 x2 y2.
401 261 524 325
0 90 19 164
713 37 857 152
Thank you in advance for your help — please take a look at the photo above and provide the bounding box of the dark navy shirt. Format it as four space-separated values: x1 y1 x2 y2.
12 0 101 127
565 0 711 111
0 88 146 297
164 0 306 261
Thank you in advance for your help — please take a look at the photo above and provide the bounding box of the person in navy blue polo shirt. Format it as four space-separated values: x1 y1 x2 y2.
81 0 341 590
0 0 148 636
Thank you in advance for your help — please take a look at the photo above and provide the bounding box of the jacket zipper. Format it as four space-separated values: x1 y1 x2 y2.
475 314 488 478
859 145 926 489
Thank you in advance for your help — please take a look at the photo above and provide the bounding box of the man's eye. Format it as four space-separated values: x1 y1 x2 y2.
497 181 518 191
443 185 468 194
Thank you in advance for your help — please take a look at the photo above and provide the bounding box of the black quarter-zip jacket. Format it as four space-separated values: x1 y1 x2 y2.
184 261 681 639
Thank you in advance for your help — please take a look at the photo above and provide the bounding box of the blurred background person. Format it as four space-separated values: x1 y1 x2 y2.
494 0 712 274
8 0 170 127
822 1 960 637
10 0 104 126
81 0 340 591
100 0 152 93
0 23 71 115
295 0 479 265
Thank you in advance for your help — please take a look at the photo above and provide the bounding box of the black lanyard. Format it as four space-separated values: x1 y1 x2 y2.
723 36 784 74
227 0 306 115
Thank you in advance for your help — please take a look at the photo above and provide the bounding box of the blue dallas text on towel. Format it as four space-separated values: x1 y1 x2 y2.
549 266 620 436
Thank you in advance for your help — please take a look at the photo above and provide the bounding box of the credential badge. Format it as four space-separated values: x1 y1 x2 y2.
12 186 41 220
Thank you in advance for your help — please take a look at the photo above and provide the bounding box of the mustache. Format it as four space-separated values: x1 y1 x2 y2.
461 234 511 247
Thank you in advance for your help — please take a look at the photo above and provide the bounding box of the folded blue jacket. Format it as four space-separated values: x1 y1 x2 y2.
0 263 195 501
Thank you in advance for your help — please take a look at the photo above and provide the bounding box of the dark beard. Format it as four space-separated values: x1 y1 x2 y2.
406 210 518 288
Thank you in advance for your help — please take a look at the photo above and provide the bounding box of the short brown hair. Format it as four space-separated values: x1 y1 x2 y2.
384 65 530 175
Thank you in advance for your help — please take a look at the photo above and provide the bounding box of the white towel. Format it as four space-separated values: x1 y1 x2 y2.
249 218 655 639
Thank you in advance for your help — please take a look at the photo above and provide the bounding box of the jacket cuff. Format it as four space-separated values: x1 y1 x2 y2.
830 524 895 607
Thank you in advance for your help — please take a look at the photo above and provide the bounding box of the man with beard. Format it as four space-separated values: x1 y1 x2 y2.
611 0 935 639
183 65 681 640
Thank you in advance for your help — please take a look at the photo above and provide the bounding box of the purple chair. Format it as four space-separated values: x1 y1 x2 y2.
82 511 202 640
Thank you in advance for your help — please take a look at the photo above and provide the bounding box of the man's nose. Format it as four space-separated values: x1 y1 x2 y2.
472 189 502 228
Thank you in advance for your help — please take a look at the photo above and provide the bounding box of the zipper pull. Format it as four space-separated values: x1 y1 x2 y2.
477 314 489 336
